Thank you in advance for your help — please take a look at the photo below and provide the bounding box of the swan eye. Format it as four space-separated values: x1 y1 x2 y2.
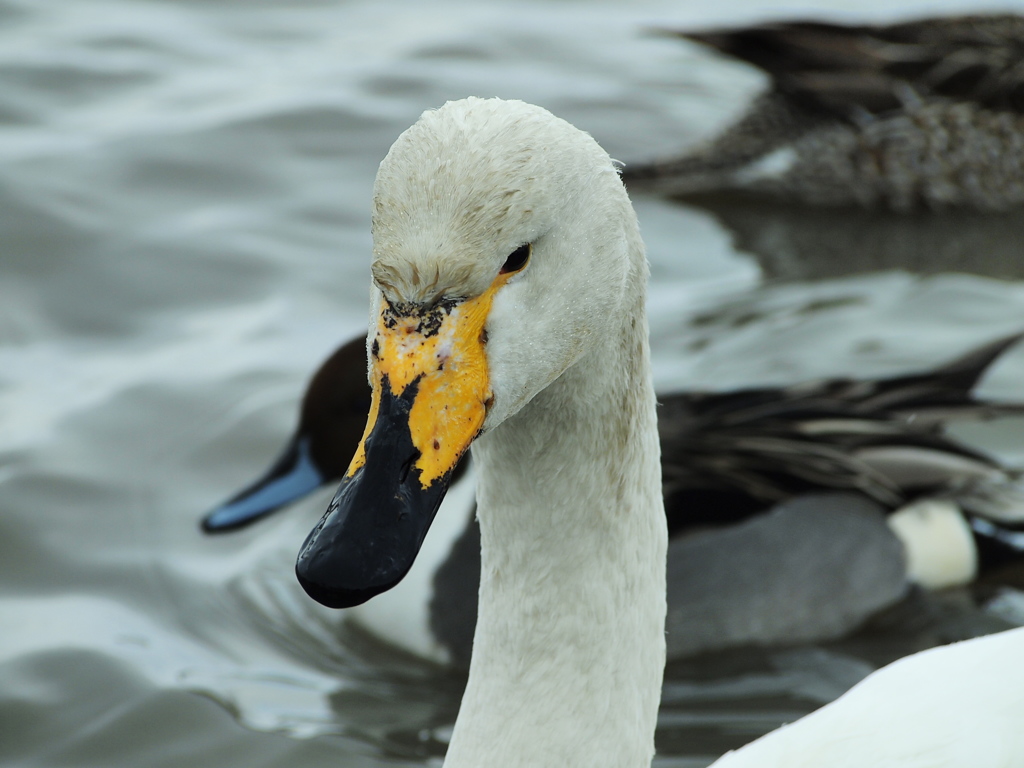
500 243 531 274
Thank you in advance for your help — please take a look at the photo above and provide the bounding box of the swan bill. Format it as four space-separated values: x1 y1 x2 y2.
295 374 460 608
295 290 496 609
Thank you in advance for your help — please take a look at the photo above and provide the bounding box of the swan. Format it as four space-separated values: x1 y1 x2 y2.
203 333 1024 663
282 97 1024 766
295 96 666 766
622 14 1024 212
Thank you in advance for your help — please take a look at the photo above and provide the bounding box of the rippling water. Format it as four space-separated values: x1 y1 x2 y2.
5 0 1024 765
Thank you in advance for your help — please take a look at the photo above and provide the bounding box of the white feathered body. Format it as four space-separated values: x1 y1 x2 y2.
711 625 1024 768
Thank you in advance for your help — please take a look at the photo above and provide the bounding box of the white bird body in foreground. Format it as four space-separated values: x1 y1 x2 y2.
710 625 1024 767
289 97 1024 767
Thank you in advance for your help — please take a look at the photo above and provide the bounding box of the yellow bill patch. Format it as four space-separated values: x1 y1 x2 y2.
346 271 513 488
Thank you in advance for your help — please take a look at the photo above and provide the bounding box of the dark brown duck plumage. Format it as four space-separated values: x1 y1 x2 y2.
623 15 1024 211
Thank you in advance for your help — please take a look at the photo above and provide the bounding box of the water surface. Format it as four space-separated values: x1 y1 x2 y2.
4 0 1024 765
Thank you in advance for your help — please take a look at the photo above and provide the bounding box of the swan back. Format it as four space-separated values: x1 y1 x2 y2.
711 625 1024 767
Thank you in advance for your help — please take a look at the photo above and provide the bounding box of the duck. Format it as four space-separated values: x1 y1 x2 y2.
278 97 1024 767
621 14 1024 212
204 329 1024 664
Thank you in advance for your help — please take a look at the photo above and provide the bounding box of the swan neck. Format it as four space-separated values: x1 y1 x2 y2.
445 290 667 768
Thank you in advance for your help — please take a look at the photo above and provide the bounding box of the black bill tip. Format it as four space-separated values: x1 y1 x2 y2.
294 375 454 609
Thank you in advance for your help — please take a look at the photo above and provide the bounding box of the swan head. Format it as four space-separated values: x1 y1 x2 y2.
296 97 643 608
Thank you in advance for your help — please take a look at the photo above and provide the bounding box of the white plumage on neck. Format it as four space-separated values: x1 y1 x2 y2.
448 262 666 768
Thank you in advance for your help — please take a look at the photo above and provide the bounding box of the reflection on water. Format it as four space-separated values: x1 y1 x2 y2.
686 195 1024 283
4 0 1024 766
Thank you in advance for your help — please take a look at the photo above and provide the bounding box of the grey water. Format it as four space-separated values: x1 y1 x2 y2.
5 0 1024 766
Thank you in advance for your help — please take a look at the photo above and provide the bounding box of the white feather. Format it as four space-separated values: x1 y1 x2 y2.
887 499 978 589
710 626 1024 767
